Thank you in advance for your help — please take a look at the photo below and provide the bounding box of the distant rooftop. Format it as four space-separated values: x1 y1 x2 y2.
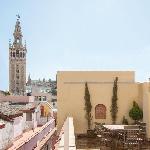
0 95 34 103
0 102 37 122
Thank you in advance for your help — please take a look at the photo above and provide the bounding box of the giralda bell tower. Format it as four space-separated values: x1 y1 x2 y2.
9 16 27 95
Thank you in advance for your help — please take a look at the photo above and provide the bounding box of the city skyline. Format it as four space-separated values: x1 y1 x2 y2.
1 0 150 90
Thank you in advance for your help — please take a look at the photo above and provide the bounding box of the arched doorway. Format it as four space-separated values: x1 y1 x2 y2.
40 105 44 117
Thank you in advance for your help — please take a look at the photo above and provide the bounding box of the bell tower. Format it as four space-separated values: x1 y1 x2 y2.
9 15 27 95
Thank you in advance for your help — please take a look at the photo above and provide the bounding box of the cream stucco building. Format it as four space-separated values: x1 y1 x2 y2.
57 71 150 138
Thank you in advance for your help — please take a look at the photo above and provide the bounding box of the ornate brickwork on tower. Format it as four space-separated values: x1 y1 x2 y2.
9 16 27 95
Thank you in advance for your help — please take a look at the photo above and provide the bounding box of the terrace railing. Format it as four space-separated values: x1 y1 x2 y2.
8 119 55 150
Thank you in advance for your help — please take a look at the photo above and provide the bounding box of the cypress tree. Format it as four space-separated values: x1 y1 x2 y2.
110 77 118 124
84 82 92 130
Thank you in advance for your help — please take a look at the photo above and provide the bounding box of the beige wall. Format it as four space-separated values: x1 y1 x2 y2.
142 83 150 138
57 71 144 134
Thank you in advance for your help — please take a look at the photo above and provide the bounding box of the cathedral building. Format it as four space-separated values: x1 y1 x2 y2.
9 16 27 95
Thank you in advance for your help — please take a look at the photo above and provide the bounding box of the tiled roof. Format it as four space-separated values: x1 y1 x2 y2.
0 102 38 121
0 96 34 103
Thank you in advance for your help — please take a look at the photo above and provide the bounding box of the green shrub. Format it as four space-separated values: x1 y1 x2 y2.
129 101 143 123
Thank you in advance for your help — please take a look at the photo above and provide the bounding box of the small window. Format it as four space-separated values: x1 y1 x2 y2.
16 87 19 92
95 104 106 119
23 53 25 58
17 39 19 43
20 52 22 57
43 96 46 101
13 52 15 57
26 113 32 121
39 96 41 101
40 105 44 117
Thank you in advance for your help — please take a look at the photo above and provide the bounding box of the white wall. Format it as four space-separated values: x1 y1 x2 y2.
23 111 38 130
0 122 13 150
32 112 37 128
13 116 23 138
0 106 41 149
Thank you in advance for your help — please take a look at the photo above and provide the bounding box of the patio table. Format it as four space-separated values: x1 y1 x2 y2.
98 125 145 149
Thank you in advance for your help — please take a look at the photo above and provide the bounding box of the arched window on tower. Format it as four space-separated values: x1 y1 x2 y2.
13 52 15 57
16 87 19 93
16 50 19 57
10 52 12 57
95 104 106 119
20 52 22 58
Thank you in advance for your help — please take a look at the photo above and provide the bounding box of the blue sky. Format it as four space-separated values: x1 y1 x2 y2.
0 0 150 90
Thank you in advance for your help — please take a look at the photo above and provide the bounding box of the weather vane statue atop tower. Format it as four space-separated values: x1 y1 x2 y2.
16 14 20 19
9 16 27 95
